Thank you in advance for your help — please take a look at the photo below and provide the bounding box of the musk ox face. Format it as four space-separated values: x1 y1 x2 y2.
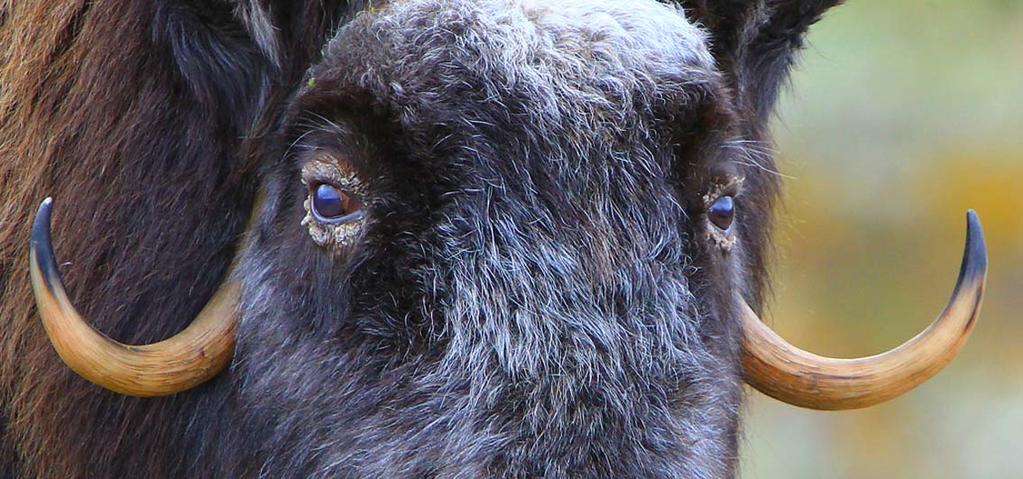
236 1 746 474
21 0 987 476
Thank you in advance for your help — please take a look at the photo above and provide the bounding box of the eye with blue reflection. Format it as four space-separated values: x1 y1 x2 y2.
311 183 364 224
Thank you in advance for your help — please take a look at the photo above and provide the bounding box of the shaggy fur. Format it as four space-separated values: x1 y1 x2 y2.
0 1 351 476
0 0 842 477
235 1 740 476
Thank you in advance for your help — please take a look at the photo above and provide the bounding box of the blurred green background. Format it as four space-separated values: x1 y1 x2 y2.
740 1 1023 477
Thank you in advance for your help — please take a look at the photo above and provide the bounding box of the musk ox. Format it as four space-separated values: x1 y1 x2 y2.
0 0 986 477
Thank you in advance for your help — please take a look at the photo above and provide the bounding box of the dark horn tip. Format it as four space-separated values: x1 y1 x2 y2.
957 210 988 296
30 197 62 292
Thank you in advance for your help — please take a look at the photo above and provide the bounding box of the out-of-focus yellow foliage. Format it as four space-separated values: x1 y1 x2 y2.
740 1 1023 478
914 152 1023 249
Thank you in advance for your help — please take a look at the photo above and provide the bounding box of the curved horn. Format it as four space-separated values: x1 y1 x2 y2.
741 211 987 410
29 198 239 397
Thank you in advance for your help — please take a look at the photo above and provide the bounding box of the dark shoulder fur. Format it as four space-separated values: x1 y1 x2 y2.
0 1 349 476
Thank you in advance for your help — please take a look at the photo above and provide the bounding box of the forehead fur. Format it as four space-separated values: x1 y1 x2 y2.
301 0 720 156
353 0 717 73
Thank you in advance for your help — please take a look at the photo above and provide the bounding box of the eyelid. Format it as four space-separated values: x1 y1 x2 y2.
308 178 354 194
302 167 360 190
704 176 744 207
301 154 366 196
314 208 366 225
720 177 744 197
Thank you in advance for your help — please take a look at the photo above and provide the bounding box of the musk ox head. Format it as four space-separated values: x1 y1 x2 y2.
28 0 986 475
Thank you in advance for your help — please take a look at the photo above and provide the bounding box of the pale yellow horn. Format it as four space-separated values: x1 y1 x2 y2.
741 211 987 410
29 198 239 397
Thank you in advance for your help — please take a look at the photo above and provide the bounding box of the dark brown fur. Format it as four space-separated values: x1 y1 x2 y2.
0 1 353 475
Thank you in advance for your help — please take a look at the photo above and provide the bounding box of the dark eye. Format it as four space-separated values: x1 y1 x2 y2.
708 195 735 231
312 183 364 223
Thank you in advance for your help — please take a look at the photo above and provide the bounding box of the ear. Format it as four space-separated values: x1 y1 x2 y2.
681 0 845 124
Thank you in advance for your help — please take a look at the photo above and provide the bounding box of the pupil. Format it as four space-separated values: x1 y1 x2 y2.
313 184 346 219
709 196 735 230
